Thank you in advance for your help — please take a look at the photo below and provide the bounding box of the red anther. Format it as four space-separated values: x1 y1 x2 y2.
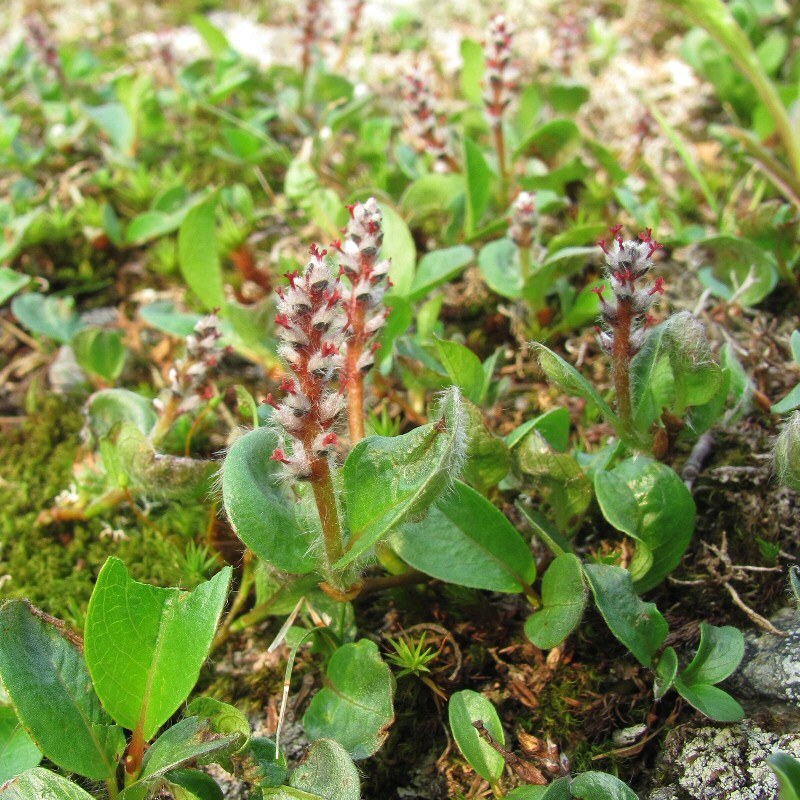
339 264 346 277
345 204 357 218
322 432 338 447
276 286 285 300
283 270 299 288
644 313 657 329
330 239 343 252
597 239 609 255
270 448 290 464
590 286 605 299
326 288 341 307
386 276 394 288
279 377 296 392
264 393 280 409
648 276 666 296
370 341 382 353
609 224 623 237
275 313 291 329
309 243 328 259
638 228 653 243
648 240 664 256
593 325 602 334
321 341 339 357
200 385 214 400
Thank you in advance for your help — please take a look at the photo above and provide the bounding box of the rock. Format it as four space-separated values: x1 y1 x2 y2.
730 607 800 728
647 721 800 800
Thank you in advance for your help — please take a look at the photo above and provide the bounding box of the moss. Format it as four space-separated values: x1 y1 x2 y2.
0 392 216 628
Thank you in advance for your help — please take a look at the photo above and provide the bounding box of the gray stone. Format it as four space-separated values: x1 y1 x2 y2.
647 721 800 800
731 607 800 728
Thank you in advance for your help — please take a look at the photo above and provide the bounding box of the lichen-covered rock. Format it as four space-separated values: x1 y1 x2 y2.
647 722 800 800
731 607 800 728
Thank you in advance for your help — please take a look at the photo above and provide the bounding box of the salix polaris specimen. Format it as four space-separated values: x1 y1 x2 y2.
593 226 665 434
267 246 348 578
334 198 391 443
152 312 224 442
401 67 458 173
483 14 517 204
508 191 537 283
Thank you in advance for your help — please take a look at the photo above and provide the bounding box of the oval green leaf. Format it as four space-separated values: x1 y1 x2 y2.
0 600 124 781
448 690 505 783
303 640 394 760
524 553 586 649
84 558 231 742
390 480 535 593
222 426 317 574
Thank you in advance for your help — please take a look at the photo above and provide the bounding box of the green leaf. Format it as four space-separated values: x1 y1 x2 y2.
11 294 84 344
337 387 467 568
185 696 250 755
515 432 592 532
672 680 744 722
71 327 126 382
166 770 224 800
532 343 621 430
391 480 535 593
191 14 230 55
409 246 474 301
126 208 193 245
85 102 135 155
653 647 678 700
699 234 778 307
139 302 203 337
0 706 41 783
448 690 504 783
584 564 668 668
381 206 416 297
0 768 96 799
524 554 586 649
462 400 510 491
434 337 485 404
679 623 744 686
0 268 29 306
222 427 317 574
773 384 800 415
85 389 157 441
288 739 360 800
178 195 224 310
479 238 523 299
569 771 637 800
460 39 485 105
505 408 571 452
84 558 231 742
594 456 695 592
303 640 394 760
464 138 494 236
0 600 124 781
141 717 242 777
515 119 579 160
768 752 800 800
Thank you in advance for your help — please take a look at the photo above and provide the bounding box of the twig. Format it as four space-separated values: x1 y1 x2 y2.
723 581 787 637
682 431 714 491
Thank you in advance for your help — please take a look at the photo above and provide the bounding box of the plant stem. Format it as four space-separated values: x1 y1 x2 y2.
518 245 531 285
105 778 119 800
612 296 635 436
493 123 508 208
311 460 345 573
125 728 145 782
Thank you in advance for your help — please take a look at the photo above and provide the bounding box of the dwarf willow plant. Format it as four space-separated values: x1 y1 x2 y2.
448 690 639 800
0 558 363 799
39 314 226 526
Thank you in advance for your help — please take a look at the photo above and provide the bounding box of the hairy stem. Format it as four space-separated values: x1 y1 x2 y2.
612 296 635 435
311 461 345 572
493 123 508 208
